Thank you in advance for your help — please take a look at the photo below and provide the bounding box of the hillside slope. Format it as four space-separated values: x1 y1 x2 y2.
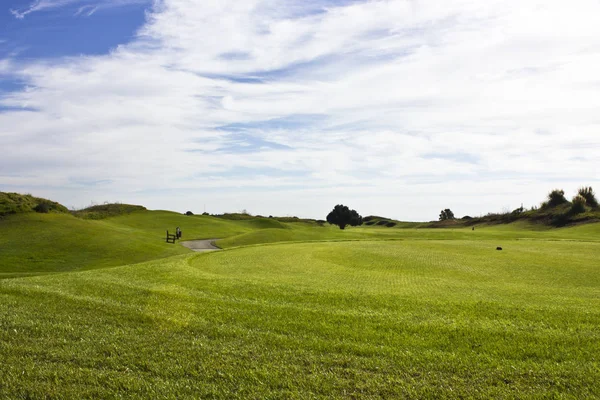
0 192 68 217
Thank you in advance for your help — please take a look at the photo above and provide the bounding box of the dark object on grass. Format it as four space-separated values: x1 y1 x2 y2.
472 227 475 231
176 227 182 239
166 230 177 243
185 211 194 216
496 247 502 250
385 222 396 227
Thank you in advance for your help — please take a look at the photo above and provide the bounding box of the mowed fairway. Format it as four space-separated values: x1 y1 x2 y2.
1 237 599 398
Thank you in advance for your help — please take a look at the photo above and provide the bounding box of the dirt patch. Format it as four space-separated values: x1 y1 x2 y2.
180 239 221 252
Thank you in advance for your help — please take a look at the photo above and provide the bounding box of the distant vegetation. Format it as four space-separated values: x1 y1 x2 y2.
71 203 146 219
434 186 600 228
212 212 317 224
326 204 363 230
438 208 455 221
0 192 68 217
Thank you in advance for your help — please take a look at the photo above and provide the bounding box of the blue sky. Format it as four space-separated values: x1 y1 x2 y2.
0 0 148 59
1 0 599 220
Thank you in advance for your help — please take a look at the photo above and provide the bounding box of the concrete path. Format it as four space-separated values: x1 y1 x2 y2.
180 239 221 252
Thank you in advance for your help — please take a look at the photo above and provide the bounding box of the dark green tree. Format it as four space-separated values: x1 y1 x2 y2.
326 204 363 230
439 209 455 221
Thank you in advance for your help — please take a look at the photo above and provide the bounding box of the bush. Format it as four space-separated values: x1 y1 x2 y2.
512 206 524 215
571 195 587 214
546 189 568 208
385 222 397 227
578 187 598 208
202 212 209 216
185 211 194 216
376 220 389 226
34 203 50 213
365 221 375 226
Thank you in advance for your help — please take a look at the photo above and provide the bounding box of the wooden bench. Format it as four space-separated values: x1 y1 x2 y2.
166 230 177 244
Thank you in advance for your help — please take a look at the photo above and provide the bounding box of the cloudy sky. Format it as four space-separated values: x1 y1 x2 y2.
1 0 599 220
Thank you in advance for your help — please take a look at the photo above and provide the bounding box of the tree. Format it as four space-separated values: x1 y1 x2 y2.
439 209 455 221
326 204 363 230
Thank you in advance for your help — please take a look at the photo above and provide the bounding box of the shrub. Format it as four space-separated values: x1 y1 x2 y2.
578 187 598 208
546 189 568 208
185 211 194 216
512 206 524 215
365 221 375 226
461 216 473 220
571 195 587 214
385 222 397 227
376 220 389 226
34 203 50 213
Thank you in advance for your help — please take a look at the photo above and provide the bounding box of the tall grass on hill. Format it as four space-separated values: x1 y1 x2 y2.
0 192 68 217
72 203 147 219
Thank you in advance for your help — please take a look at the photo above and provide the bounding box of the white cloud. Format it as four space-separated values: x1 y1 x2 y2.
2 0 600 220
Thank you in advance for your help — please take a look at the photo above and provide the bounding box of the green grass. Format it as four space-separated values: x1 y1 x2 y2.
0 213 189 278
3 208 599 278
0 210 323 277
1 206 600 397
1 239 599 398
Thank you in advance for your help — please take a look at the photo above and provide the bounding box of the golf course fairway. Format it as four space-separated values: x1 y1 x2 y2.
1 215 599 398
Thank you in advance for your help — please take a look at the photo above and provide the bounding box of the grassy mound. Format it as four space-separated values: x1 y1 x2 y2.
1 239 598 398
72 203 147 219
0 213 189 278
0 192 68 217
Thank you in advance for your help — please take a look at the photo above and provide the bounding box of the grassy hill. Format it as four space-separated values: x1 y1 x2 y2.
71 203 147 219
0 192 69 217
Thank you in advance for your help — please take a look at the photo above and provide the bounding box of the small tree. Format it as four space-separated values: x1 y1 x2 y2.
326 204 363 230
546 189 568 208
439 209 455 221
578 186 598 208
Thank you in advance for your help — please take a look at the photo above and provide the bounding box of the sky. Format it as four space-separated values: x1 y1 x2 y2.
1 0 599 221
